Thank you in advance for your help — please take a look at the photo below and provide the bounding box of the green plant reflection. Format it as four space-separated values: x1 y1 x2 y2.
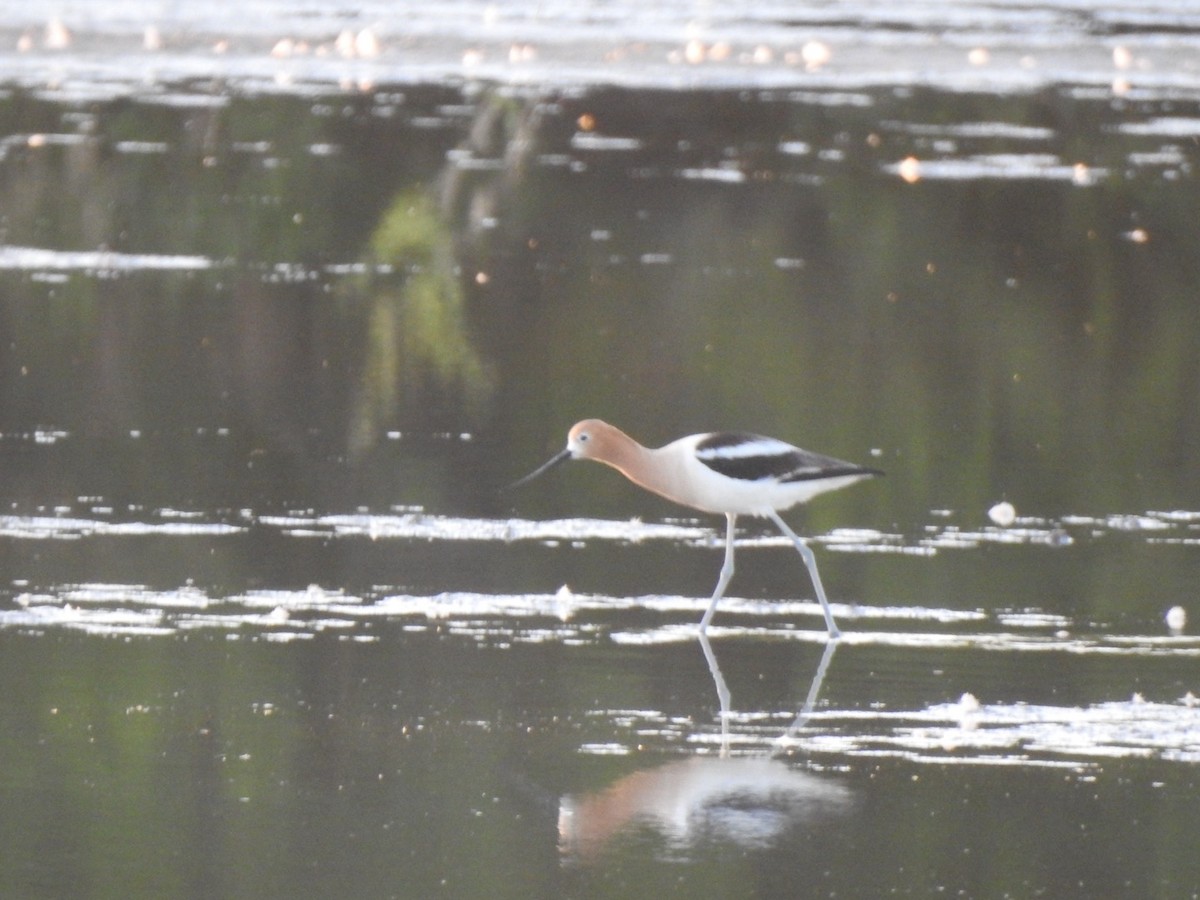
347 190 494 454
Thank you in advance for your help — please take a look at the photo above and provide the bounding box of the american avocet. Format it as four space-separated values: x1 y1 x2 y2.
510 419 882 638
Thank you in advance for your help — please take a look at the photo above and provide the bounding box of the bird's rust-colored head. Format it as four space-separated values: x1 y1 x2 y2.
509 419 633 489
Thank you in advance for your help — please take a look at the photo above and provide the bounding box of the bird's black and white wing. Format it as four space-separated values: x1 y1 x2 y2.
694 432 879 484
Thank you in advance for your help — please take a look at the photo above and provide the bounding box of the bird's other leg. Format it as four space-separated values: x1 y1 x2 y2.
766 510 842 639
699 513 737 634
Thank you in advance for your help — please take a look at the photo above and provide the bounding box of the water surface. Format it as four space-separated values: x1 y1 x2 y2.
1 3 1200 897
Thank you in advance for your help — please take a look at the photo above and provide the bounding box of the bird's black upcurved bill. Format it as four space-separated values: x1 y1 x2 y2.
505 447 572 491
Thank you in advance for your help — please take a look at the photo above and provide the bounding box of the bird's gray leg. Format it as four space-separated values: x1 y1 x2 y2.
698 630 731 756
766 510 842 639
699 513 737 634
698 513 737 753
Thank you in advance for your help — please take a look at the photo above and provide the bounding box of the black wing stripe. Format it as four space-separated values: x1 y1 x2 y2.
696 432 881 483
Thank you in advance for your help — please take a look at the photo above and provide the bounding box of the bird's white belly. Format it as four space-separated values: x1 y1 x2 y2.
661 459 868 517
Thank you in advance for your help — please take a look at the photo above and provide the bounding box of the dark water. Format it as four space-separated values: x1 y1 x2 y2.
1 8 1200 897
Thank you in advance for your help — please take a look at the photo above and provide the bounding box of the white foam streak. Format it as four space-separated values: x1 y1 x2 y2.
258 512 709 543
0 515 244 539
598 696 1200 766
797 698 1200 765
0 245 213 272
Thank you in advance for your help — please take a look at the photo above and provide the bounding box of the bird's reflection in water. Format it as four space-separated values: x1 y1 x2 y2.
699 631 839 756
558 637 848 862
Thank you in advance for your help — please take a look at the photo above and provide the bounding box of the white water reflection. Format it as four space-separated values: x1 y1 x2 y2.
0 501 1196 641
578 683 1200 769
259 511 709 544
0 244 214 271
882 155 1110 183
1 499 1190 550
5 0 1200 95
1114 116 1200 136
5 577 1198 662
792 695 1200 767
568 632 1200 776
1 499 1197 771
0 555 1197 772
0 246 418 280
0 516 244 539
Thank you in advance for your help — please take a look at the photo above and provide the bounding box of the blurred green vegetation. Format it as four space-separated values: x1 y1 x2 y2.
348 189 494 455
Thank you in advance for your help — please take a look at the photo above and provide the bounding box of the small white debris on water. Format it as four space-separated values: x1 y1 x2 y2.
355 28 381 58
988 501 1016 526
953 692 982 733
800 40 831 71
554 584 575 621
1166 605 1187 632
45 18 71 49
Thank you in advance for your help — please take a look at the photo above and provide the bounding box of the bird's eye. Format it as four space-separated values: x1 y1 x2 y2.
578 432 589 442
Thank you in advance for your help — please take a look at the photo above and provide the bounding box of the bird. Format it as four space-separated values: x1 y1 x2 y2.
509 419 881 638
